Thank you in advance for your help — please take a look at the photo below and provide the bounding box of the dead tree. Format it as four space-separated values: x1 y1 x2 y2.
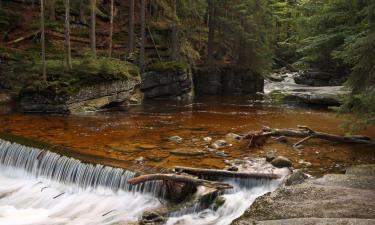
128 173 233 190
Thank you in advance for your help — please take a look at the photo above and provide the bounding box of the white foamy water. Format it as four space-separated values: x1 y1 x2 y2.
0 172 160 225
166 179 280 225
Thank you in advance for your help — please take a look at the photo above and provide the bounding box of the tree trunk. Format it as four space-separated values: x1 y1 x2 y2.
108 0 114 57
89 0 96 56
48 0 56 21
40 0 47 82
170 0 178 60
128 0 135 54
128 173 233 190
174 166 280 179
64 0 72 69
207 0 215 67
79 0 86 24
140 0 146 73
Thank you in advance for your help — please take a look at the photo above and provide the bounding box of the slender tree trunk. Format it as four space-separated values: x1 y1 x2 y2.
48 0 56 21
207 0 215 67
40 0 47 82
128 0 135 53
79 0 86 24
140 0 146 73
64 0 72 69
90 0 96 56
108 0 114 57
171 0 178 60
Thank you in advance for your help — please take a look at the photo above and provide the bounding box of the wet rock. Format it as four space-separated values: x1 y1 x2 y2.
225 133 242 142
203 137 212 142
134 157 145 164
266 151 277 162
284 169 309 186
232 164 375 225
216 151 228 157
140 211 165 225
271 156 292 168
273 136 288 143
211 140 227 149
170 149 206 156
269 74 284 82
169 136 183 143
146 156 164 162
294 71 347 87
298 160 312 167
213 196 226 210
227 166 239 172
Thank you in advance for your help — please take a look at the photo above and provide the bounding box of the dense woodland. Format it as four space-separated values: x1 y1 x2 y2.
0 0 374 128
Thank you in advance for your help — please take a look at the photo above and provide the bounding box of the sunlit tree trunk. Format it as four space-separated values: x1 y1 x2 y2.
128 0 135 54
140 0 146 73
207 0 215 67
64 0 72 69
108 0 114 57
90 0 96 56
171 0 178 60
40 0 47 82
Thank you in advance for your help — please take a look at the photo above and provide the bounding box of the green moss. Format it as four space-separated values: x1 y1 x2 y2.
0 9 19 37
268 90 287 103
29 57 138 94
147 61 190 73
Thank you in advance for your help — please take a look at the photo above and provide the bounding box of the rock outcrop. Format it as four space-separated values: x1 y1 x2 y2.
141 69 193 101
20 80 140 114
194 68 264 95
232 164 375 225
294 71 347 86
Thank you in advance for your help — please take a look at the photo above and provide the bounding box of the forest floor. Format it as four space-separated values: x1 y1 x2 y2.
232 164 375 225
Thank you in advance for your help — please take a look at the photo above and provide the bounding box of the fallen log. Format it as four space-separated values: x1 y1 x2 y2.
262 126 375 145
128 173 233 190
174 166 281 179
6 30 41 45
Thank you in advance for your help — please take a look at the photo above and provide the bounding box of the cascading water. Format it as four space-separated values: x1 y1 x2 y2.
166 178 281 225
0 138 284 225
0 139 163 225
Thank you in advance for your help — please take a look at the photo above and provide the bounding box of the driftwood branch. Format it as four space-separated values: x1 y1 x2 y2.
174 166 280 179
6 30 41 45
128 173 233 190
260 126 375 145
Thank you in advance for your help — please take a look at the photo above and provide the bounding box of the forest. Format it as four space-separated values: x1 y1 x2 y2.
0 1 375 225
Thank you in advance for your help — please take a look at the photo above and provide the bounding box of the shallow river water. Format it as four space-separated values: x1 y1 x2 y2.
0 96 375 225
1 96 374 175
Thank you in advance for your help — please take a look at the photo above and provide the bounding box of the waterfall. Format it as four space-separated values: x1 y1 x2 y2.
0 139 164 196
0 139 164 225
166 177 281 225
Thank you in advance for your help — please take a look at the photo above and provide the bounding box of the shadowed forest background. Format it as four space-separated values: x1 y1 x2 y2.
0 0 374 129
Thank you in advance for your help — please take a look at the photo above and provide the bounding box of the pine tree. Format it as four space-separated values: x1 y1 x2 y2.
64 0 72 69
90 0 96 56
40 0 46 82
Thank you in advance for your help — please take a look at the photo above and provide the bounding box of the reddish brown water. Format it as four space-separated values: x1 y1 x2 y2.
0 96 374 176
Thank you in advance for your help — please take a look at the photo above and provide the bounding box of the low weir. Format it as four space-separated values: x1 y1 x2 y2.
0 138 281 225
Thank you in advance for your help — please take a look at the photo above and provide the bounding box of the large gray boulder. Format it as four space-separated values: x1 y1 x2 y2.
232 164 375 225
20 80 140 113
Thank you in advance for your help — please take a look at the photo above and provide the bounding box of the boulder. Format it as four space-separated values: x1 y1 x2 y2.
225 133 242 142
169 136 183 143
265 151 277 162
294 71 347 87
271 156 292 168
284 169 309 186
141 68 193 101
20 80 139 114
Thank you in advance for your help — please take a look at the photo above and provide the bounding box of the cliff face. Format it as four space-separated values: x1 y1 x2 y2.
20 80 140 114
194 69 264 96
